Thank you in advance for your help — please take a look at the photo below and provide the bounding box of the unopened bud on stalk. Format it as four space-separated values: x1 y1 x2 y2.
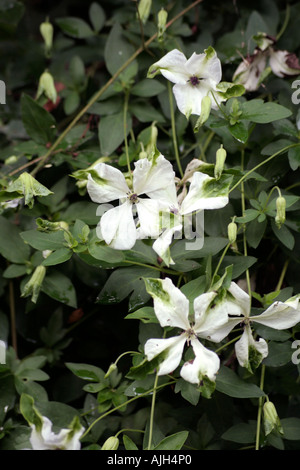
40 19 54 55
214 145 227 180
227 220 237 244
158 8 168 40
137 0 152 24
275 196 286 229
22 265 46 304
101 436 120 450
263 401 283 436
104 363 117 379
37 71 57 104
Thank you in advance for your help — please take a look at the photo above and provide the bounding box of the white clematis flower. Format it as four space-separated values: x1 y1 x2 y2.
30 415 84 450
233 32 300 91
143 278 231 387
208 282 300 373
152 171 232 265
87 154 175 250
147 47 225 119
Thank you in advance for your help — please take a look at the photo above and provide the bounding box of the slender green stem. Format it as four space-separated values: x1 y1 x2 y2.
27 0 204 178
276 3 290 41
210 242 231 288
9 280 18 356
215 334 242 354
122 259 181 275
147 371 159 450
255 365 266 450
80 379 176 439
123 90 132 179
240 148 252 298
229 144 300 194
167 81 183 177
115 428 145 438
275 259 290 291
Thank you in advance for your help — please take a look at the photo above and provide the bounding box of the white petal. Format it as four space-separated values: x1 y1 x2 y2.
228 282 251 317
252 295 300 330
30 417 70 450
144 334 187 375
152 223 182 266
180 337 220 384
133 154 175 197
0 340 6 364
180 172 229 215
100 200 136 250
173 82 207 117
233 52 267 91
150 49 189 84
136 198 160 238
87 163 129 203
235 325 268 370
186 50 222 83
269 49 300 78
199 317 242 343
194 294 234 338
145 277 190 330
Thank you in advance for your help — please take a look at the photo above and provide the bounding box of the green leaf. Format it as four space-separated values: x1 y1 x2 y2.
229 121 248 143
89 2 106 32
263 341 293 367
98 111 132 156
104 22 135 76
125 306 158 324
21 94 57 145
66 362 105 382
98 267 159 311
271 219 295 250
281 418 300 440
222 422 256 444
88 238 125 264
288 146 300 171
41 248 72 266
131 79 166 97
153 431 189 450
20 230 65 251
240 99 292 124
246 218 267 249
56 17 94 38
0 215 30 263
123 434 138 450
41 270 77 307
216 365 265 398
6 172 53 208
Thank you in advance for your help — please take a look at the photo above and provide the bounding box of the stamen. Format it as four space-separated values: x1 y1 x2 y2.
189 76 200 86
129 193 138 203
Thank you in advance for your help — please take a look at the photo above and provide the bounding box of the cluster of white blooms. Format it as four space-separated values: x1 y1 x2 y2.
143 278 300 385
85 46 300 388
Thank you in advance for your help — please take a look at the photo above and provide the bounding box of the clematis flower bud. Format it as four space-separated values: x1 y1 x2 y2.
0 340 6 364
37 70 57 104
104 363 117 379
263 400 283 436
137 0 152 24
275 196 286 229
214 145 227 180
227 220 237 244
101 436 120 450
40 19 54 56
157 8 168 41
22 265 46 304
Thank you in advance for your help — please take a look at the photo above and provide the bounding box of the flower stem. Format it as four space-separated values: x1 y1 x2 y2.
80 379 176 439
147 371 159 450
123 90 132 179
255 364 266 450
229 144 300 194
275 259 289 291
240 148 252 298
167 81 184 177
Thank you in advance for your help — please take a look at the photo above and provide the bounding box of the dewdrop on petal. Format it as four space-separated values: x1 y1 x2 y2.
214 145 227 180
101 436 119 450
275 196 286 229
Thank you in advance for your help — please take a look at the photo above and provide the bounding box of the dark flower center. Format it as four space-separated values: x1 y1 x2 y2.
129 193 138 204
189 75 200 86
